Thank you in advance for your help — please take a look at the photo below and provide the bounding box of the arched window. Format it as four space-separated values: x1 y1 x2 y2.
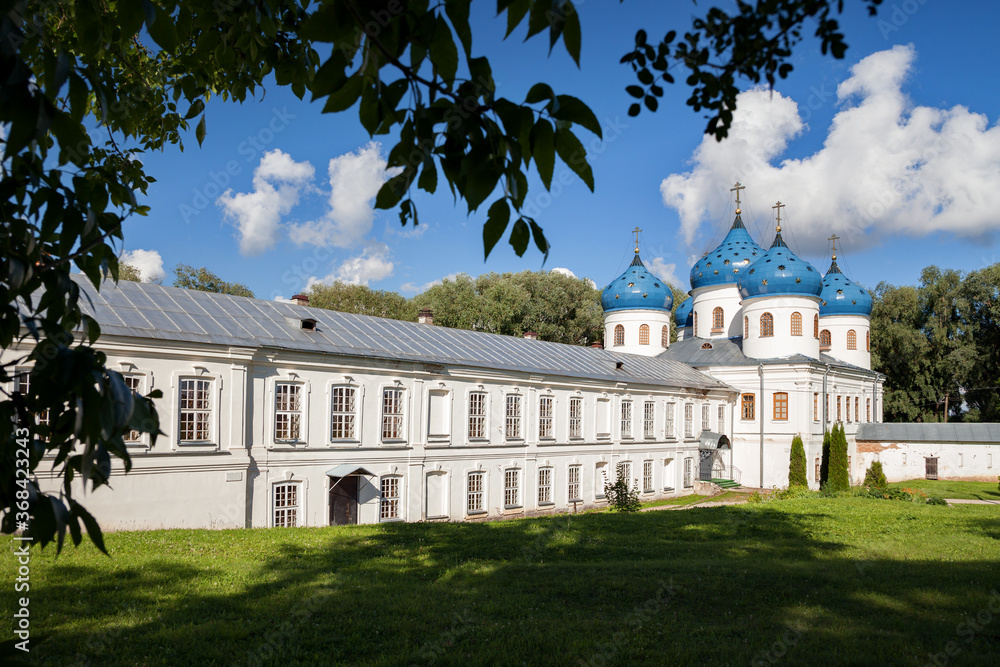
712 306 724 331
693 312 698 337
866 330 870 351
814 314 819 339
760 312 774 337
661 326 669 348
820 329 831 349
744 316 749 338
790 312 802 336
639 324 650 345
614 324 624 346
847 329 857 350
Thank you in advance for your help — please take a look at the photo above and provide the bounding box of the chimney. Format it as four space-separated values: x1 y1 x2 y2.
523 331 538 340
417 308 434 325
590 342 603 350
291 294 309 306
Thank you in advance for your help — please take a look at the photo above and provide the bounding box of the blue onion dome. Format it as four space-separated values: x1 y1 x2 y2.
820 256 873 316
690 213 765 290
674 296 693 328
737 229 823 299
601 252 674 312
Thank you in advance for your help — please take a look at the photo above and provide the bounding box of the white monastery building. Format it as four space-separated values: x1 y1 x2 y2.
9 186 995 530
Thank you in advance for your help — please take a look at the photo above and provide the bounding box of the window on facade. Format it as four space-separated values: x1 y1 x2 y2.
614 324 624 346
718 405 726 433
274 382 302 441
382 388 405 440
467 472 485 513
643 460 654 492
665 403 675 438
741 394 755 420
836 396 842 422
712 307 724 331
790 312 802 336
380 476 401 520
331 386 357 440
693 311 698 337
273 483 298 527
569 396 583 438
643 401 655 438
815 458 821 483
595 462 608 499
866 398 871 422
760 312 774 337
538 468 553 505
773 392 788 421
820 329 831 349
504 468 521 508
179 378 212 442
683 458 693 488
639 324 650 345
866 330 870 351
568 465 582 502
617 460 633 486
468 392 486 439
505 394 522 439
813 393 819 421
539 396 554 439
661 326 669 348
701 404 710 431
854 397 859 421
744 316 749 338
621 400 633 438
14 372 51 435
847 329 857 350
124 375 143 443
684 404 693 437
826 394 830 422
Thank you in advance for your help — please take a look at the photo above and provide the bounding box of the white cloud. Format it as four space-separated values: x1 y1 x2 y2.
306 242 395 287
647 257 683 288
661 45 1000 255
120 249 165 282
551 267 577 278
217 150 315 256
290 142 401 248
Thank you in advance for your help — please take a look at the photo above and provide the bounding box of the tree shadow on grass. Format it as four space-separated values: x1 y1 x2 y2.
13 503 1000 666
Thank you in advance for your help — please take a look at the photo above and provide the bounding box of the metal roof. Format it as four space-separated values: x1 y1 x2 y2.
660 336 879 376
58 276 729 392
857 422 1000 444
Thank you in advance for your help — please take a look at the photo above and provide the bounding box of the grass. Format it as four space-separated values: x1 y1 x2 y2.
3 498 999 665
888 478 1000 501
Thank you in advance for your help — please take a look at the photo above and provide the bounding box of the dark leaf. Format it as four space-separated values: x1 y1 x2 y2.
483 198 510 259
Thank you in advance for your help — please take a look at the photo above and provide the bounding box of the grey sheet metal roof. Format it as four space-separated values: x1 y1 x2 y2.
857 422 1000 444
660 336 878 376
59 276 728 391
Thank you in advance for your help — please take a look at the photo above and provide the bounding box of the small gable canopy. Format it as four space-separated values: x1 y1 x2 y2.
326 464 377 478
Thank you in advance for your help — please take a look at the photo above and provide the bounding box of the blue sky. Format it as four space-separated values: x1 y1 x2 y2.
119 1 1000 301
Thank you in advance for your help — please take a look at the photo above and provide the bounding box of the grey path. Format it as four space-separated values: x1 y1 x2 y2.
945 498 1000 505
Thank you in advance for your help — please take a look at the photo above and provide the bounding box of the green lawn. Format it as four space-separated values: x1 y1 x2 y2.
3 498 999 665
889 478 1000 501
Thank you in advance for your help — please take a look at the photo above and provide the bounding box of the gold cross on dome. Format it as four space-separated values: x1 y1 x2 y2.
772 201 785 232
828 233 840 260
632 226 642 253
730 182 745 210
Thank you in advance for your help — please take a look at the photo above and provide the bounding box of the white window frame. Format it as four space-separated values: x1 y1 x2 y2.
683 457 693 488
701 404 710 431
380 475 402 521
643 460 654 493
538 467 553 505
273 482 300 527
568 464 582 502
643 401 655 439
330 385 359 442
684 404 693 438
273 381 304 443
568 396 583 439
620 399 633 439
617 460 633 487
468 391 488 440
467 471 486 515
717 404 726 434
538 395 554 440
504 468 521 509
123 374 145 446
381 386 406 442
505 393 522 440
665 402 675 439
178 377 214 445
595 462 608 499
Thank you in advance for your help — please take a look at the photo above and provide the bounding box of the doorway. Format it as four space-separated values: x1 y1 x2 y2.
330 476 359 525
925 457 938 481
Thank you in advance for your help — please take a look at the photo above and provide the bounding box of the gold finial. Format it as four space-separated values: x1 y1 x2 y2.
731 181 745 215
632 226 642 253
772 201 785 233
828 233 840 260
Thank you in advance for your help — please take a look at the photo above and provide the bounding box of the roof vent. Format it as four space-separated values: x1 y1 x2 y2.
701 342 713 350
291 294 309 306
615 361 624 370
417 308 434 325
523 331 538 340
300 318 317 332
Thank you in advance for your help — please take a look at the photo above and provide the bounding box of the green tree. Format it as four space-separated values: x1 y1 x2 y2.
959 264 1000 421
307 281 416 321
826 424 850 491
820 429 831 487
788 435 807 488
172 265 255 298
118 262 144 283
604 463 641 513
863 461 887 490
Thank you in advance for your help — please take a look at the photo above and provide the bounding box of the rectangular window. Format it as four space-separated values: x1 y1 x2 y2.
382 388 405 440
179 378 212 442
124 375 143 443
813 393 819 421
815 457 820 483
596 398 611 437
826 395 831 422
467 472 485 513
621 400 633 439
273 483 298 527
665 403 675 438
988 453 993 469
846 395 852 423
380 477 400 520
683 457 693 488
538 468 553 505
539 396 554 439
331 386 357 440
505 394 522 439
959 453 964 468
837 396 842 422
569 396 583 438
855 397 859 422
618 460 633 486
643 460 653 492
595 461 608 499
13 372 49 432
718 405 726 434
684 404 693 438
274 382 302 441
468 392 486 439
773 392 788 421
701 404 710 431
504 468 521 508
568 465 582 502
741 394 755 421
866 398 871 422
644 401 655 438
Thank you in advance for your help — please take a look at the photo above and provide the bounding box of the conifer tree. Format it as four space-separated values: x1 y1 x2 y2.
863 461 888 489
820 430 832 486
788 435 808 487
827 424 851 491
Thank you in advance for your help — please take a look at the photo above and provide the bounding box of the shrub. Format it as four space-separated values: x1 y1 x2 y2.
927 497 948 506
776 485 814 501
604 465 641 513
788 435 808 488
826 424 850 492
863 461 888 490
820 429 831 486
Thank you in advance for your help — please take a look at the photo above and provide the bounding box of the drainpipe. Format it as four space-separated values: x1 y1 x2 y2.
758 364 764 489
